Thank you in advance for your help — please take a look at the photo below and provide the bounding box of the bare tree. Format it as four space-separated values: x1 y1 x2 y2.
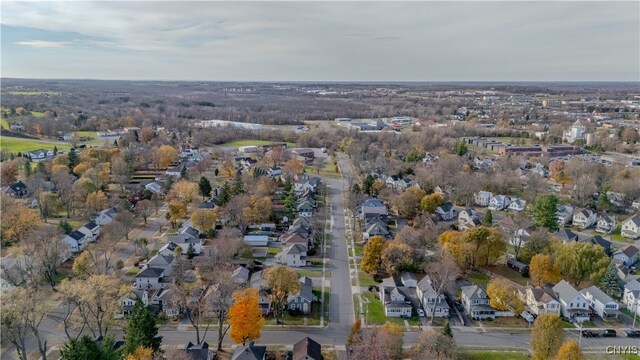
426 254 459 324
171 257 211 345
207 272 238 351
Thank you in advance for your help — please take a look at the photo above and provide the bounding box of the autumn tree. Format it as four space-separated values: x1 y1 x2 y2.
486 278 524 314
529 195 559 231
122 301 162 355
263 266 300 323
85 191 109 214
0 160 19 185
282 159 304 178
347 320 362 345
555 241 609 287
111 153 132 190
190 209 217 233
242 195 273 224
0 197 41 245
352 324 405 360
153 145 178 169
381 241 413 275
228 288 265 345
530 314 563 360
411 330 456 360
519 230 554 264
394 187 426 219
167 200 187 228
208 273 238 351
1 288 52 360
219 159 237 178
500 212 533 260
170 180 200 204
425 254 459 324
124 346 154 360
555 339 583 360
420 193 444 213
135 199 153 225
361 236 385 274
529 254 562 286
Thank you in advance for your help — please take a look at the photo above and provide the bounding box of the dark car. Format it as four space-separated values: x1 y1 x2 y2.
624 330 640 338
601 329 617 337
582 330 599 338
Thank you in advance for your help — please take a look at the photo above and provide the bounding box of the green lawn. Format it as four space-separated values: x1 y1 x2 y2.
358 271 379 287
0 136 72 153
295 269 325 278
221 139 296 148
31 111 46 118
361 292 420 326
267 246 281 256
467 271 491 287
74 131 98 138
484 265 529 286
1 118 9 130
457 350 528 360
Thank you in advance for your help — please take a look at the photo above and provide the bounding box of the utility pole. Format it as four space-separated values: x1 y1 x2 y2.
633 298 638 330
578 321 583 349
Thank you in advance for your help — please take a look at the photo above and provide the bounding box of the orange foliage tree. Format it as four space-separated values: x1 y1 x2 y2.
228 288 265 345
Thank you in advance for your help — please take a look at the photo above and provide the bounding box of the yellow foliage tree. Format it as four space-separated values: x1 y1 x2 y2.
0 201 41 245
554 339 583 360
420 193 444 213
360 236 386 274
220 159 238 178
531 314 563 360
73 163 91 176
153 145 178 169
243 196 273 224
85 191 109 213
190 209 217 233
529 254 562 286
263 266 300 323
381 241 413 275
124 346 154 360
167 201 187 228
228 288 265 345
486 278 524 314
171 180 200 204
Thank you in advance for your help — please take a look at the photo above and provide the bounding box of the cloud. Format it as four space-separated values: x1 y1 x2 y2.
14 40 69 48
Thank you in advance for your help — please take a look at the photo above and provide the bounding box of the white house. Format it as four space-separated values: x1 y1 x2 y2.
623 279 640 316
508 198 527 212
146 253 174 276
596 214 616 234
475 191 493 207
93 207 118 226
556 205 575 226
135 267 169 290
78 221 100 242
416 275 450 318
460 285 495 320
519 286 561 316
489 195 510 211
435 203 457 221
458 208 478 224
28 149 55 159
380 277 412 318
267 167 282 177
145 182 163 194
400 272 417 288
613 245 639 267
552 280 590 323
622 215 640 240
276 244 308 267
572 209 597 230
581 286 620 319
296 201 314 218
63 230 88 253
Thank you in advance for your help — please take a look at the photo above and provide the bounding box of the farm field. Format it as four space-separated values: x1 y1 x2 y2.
0 136 72 153
6 91 60 96
220 139 296 148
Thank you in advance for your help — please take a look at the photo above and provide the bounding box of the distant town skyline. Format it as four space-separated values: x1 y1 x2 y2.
1 1 639 82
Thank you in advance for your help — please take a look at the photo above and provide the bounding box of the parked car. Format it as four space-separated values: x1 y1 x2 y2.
582 330 599 338
623 330 640 338
520 310 535 323
601 329 617 337
417 309 425 317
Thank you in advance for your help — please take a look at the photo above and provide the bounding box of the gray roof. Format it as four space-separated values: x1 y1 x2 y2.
232 345 267 360
136 267 164 278
82 221 99 230
292 337 322 360
401 272 416 282
625 279 640 296
461 285 486 301
67 230 86 241
362 198 385 208
282 243 308 256
232 266 250 281
289 277 316 303
437 202 454 212
180 226 200 239
625 215 640 227
554 228 578 242
581 285 616 305
616 245 639 258
552 280 581 302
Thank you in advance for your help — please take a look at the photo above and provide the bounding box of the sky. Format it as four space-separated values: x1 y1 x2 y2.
1 1 639 82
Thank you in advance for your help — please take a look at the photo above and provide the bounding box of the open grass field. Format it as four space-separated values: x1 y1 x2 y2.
220 139 296 148
1 118 9 130
7 91 60 96
74 131 98 138
457 350 528 360
0 136 72 153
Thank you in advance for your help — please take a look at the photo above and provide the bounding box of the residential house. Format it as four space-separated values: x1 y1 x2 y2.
460 285 495 320
288 277 317 314
622 215 640 240
379 277 412 318
556 205 575 226
489 195 510 211
508 198 527 212
613 245 639 267
361 198 388 219
400 272 417 288
135 267 169 291
28 149 54 159
267 167 282 177
297 200 315 218
232 266 250 285
458 208 478 224
290 337 322 360
232 344 266 360
6 181 28 198
63 230 87 253
78 221 100 242
183 341 214 360
596 214 616 234
519 286 561 316
249 271 272 315
607 192 626 208
435 203 457 221
144 181 163 194
584 236 613 256
244 235 269 247
294 176 320 193
362 217 390 241
475 191 493 207
554 228 578 243
552 280 590 323
623 279 640 316
281 233 310 248
93 207 118 226
146 253 174 276
276 244 308 267
167 226 203 255
416 276 450 318
581 286 620 318
422 153 440 164
572 209 597 230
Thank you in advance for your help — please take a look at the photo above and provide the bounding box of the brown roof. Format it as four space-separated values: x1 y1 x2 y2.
528 286 558 303
292 337 322 360
281 233 308 245
618 245 639 257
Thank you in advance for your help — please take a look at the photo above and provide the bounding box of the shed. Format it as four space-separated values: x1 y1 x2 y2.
507 258 529 277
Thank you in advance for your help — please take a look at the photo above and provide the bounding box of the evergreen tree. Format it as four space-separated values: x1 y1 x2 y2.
36 161 46 174
113 139 119 147
214 168 219 177
529 195 559 231
198 176 212 198
455 140 468 156
599 261 624 299
24 159 31 177
442 321 454 339
284 188 298 215
186 243 195 259
60 335 120 360
283 176 293 193
53 146 58 155
67 150 78 169
232 173 244 195
59 220 73 234
362 174 375 195
219 182 231 205
482 210 493 226
122 301 162 355
163 176 174 194
351 183 361 195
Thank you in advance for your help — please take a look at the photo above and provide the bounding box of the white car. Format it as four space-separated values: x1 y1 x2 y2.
520 310 535 323
417 309 425 317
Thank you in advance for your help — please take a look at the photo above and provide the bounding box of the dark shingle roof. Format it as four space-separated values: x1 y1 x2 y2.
136 267 164 278
68 230 86 241
232 345 267 360
292 337 322 360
